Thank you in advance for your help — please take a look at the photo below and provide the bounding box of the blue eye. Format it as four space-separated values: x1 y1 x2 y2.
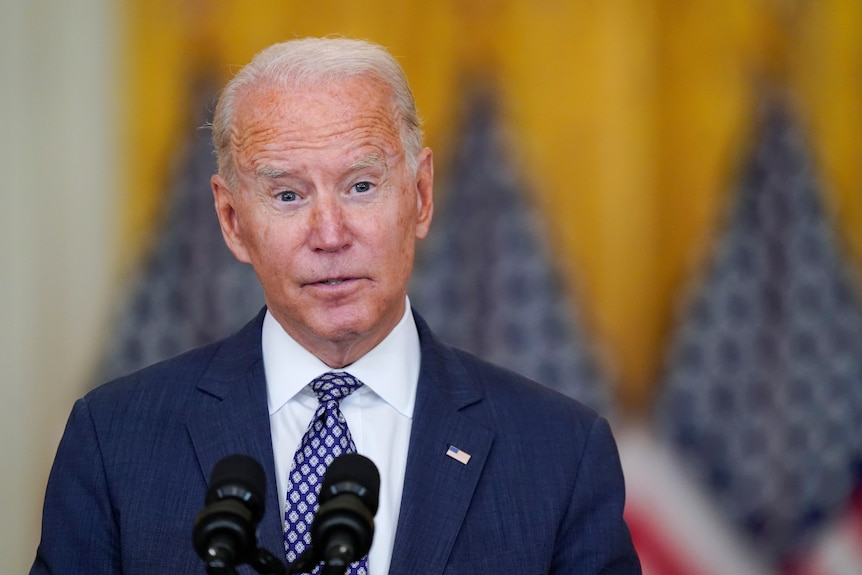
279 191 297 202
353 181 372 193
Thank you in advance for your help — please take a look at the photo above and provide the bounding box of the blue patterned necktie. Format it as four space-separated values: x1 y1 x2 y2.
284 372 368 575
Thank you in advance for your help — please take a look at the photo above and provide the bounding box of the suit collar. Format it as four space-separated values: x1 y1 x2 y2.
194 308 268 397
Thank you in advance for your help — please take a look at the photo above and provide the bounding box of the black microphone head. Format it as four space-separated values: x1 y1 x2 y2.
206 453 266 522
312 454 380 567
194 454 267 568
319 453 380 514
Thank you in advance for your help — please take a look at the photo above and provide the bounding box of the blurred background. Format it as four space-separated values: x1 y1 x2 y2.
3 0 861 573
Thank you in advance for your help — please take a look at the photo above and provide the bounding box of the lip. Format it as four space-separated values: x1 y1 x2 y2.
303 277 367 291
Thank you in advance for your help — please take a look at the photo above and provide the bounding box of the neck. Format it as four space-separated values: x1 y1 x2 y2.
271 306 406 369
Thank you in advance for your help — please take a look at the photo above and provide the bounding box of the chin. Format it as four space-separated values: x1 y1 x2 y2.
309 310 376 342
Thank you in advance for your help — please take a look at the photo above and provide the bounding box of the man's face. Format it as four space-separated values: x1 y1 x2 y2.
212 75 433 367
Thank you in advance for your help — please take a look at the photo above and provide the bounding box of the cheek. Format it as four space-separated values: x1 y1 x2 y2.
385 207 416 252
388 215 417 273
392 187 420 234
241 217 299 270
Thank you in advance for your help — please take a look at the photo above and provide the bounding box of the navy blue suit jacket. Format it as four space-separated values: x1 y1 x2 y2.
32 309 640 574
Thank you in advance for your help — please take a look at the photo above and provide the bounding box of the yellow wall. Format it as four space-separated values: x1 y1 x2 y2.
121 0 862 412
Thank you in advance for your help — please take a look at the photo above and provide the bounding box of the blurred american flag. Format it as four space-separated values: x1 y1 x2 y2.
647 98 862 573
409 88 613 417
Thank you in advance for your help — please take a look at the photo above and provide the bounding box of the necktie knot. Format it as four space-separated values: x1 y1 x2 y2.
310 372 363 404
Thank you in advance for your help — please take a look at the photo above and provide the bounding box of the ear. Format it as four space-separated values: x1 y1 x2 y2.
212 174 252 264
414 147 434 240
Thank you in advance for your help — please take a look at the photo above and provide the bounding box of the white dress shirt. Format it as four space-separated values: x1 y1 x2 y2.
264 298 420 575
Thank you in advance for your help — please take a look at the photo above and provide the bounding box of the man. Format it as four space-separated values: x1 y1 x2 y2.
31 37 640 574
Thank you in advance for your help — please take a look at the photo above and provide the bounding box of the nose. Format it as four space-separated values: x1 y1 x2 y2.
309 194 350 252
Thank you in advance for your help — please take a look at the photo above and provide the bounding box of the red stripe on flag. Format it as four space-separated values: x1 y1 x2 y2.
625 505 709 575
848 487 862 551
781 557 829 575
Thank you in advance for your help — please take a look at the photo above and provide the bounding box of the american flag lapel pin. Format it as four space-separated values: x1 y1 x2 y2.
446 445 471 465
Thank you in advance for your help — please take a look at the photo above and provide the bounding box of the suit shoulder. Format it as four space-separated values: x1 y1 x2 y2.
87 340 222 401
84 310 265 408
450 346 600 427
91 306 261 381
79 337 251 431
413 309 600 427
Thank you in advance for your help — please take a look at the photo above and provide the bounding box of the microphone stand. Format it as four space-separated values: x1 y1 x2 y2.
243 545 350 575
249 547 289 574
202 545 286 575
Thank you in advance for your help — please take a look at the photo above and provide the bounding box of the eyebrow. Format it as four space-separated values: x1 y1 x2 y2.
254 153 387 181
349 153 385 171
255 166 289 180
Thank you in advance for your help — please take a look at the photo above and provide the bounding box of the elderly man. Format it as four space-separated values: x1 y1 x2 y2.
31 38 640 575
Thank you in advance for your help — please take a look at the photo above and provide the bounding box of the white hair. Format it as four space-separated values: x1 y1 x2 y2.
211 37 423 188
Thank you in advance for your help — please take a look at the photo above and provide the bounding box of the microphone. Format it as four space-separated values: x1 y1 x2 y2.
192 452 379 575
309 453 380 575
193 454 266 573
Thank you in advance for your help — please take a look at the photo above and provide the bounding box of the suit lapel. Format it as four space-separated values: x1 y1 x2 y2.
388 314 495 575
185 309 286 559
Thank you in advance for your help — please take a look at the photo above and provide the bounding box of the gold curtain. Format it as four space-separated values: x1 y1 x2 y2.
120 0 862 413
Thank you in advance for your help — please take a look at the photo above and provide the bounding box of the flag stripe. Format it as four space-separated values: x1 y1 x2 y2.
625 505 706 575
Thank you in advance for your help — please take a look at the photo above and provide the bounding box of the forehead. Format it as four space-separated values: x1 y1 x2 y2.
229 75 403 168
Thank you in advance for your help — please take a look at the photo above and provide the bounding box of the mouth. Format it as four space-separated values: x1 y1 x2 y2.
307 276 361 287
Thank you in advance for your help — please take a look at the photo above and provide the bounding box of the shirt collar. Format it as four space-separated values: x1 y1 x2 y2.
263 297 420 418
